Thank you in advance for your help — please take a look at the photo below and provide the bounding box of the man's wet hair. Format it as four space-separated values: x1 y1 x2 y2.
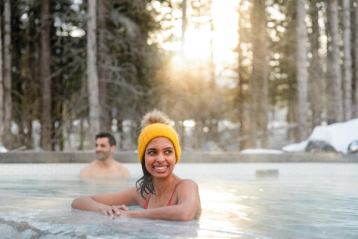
95 132 116 146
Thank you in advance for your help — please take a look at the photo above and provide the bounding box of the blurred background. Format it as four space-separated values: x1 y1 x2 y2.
0 0 357 152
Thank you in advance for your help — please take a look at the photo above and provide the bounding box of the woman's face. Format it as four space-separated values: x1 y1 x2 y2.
144 137 176 178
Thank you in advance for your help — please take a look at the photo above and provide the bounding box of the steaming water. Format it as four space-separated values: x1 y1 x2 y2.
0 163 357 239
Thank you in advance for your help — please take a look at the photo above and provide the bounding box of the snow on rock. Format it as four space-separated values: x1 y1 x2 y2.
240 149 283 154
0 144 8 153
283 118 358 154
282 140 308 152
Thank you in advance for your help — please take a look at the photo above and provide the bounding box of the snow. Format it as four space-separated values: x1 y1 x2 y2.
240 149 283 154
0 144 7 153
282 118 358 154
281 140 308 152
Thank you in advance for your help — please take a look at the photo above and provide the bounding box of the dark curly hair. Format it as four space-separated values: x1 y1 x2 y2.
136 157 155 198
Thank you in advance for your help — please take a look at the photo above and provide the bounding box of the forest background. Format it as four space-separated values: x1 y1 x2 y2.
0 0 357 152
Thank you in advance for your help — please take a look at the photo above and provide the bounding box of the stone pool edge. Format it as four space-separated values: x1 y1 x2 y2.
0 151 358 163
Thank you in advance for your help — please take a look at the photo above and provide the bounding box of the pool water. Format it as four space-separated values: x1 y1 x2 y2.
0 163 358 239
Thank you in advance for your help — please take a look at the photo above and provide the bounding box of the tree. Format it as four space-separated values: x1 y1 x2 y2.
0 13 3 146
87 0 100 136
296 0 309 140
250 0 269 147
50 1 87 150
342 0 352 120
0 0 168 151
181 0 187 52
308 1 325 128
272 1 300 142
236 0 254 149
355 1 358 117
326 0 343 123
97 0 110 131
11 1 42 149
3 0 12 148
40 0 52 150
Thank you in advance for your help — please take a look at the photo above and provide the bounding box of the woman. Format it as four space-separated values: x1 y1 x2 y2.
71 110 201 221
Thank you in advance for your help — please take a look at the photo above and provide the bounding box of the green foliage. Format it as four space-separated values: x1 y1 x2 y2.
5 0 165 149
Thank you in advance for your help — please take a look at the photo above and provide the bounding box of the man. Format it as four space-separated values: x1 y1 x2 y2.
80 132 130 179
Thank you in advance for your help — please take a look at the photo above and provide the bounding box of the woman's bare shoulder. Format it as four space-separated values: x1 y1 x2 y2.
177 179 199 190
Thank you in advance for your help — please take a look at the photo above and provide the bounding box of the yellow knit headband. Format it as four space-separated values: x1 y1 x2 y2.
137 123 181 162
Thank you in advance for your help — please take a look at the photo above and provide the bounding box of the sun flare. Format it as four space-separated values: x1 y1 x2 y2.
157 0 239 69
182 29 211 60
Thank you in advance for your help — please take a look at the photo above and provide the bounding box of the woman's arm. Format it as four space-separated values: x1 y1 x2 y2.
71 187 139 216
121 180 201 221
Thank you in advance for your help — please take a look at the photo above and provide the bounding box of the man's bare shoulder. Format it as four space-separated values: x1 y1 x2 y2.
79 160 130 179
113 161 130 177
79 161 96 178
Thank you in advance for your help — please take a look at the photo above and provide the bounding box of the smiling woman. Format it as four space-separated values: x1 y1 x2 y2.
71 110 201 221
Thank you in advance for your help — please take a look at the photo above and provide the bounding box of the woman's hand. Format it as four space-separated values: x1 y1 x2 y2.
98 204 128 218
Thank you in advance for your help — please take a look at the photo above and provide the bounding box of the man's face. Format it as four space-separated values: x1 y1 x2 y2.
95 137 113 161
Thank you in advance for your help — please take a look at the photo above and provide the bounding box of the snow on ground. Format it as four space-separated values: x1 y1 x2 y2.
281 140 308 152
283 118 358 154
0 145 7 153
240 149 283 154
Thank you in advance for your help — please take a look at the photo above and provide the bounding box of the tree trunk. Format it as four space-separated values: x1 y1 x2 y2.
208 0 218 144
181 0 187 52
3 0 12 149
342 0 352 120
250 0 269 147
194 120 203 150
308 1 324 127
0 15 4 146
327 0 343 123
98 0 110 131
87 0 100 136
296 0 309 140
355 1 358 117
78 119 84 150
308 1 325 128
237 1 253 150
117 118 123 149
40 0 52 150
209 0 215 87
288 93 300 142
25 119 32 149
